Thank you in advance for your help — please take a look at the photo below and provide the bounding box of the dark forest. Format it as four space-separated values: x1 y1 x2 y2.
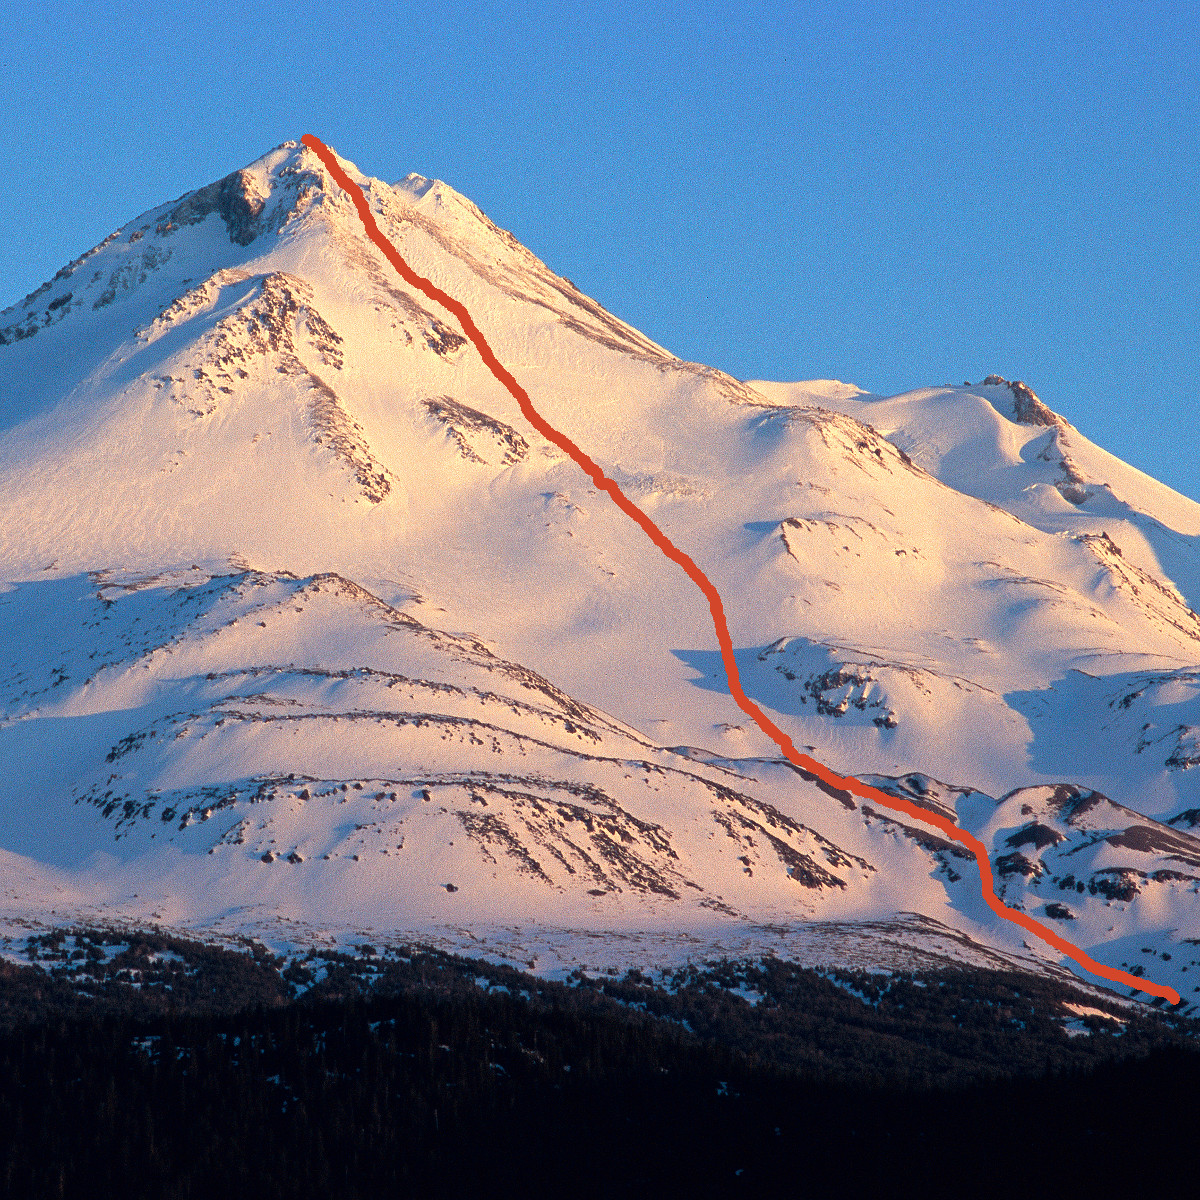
1 929 1195 1197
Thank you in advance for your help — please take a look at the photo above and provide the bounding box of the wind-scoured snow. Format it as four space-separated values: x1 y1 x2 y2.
2 141 1199 1004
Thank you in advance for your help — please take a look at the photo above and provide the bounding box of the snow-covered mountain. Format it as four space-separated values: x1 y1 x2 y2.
2 140 1198 1003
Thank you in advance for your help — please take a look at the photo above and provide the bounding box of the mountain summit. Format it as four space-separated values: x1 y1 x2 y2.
1 141 1198 1000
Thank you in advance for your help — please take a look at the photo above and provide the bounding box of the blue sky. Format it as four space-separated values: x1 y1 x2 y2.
2 0 1197 501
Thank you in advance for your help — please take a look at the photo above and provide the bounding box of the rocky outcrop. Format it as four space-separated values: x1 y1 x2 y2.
167 168 267 246
982 375 1061 427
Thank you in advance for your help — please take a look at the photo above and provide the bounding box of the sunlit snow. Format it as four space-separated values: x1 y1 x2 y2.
1 141 1198 1004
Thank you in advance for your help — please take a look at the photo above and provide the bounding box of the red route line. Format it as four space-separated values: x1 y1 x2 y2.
302 133 1181 1007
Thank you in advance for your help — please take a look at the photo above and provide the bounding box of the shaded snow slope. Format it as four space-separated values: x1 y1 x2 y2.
2 142 1199 1002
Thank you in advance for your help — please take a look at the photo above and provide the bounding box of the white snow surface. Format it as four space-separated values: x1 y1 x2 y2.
2 141 1199 1003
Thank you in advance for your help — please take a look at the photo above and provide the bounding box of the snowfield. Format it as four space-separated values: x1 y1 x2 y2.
1 141 1198 1005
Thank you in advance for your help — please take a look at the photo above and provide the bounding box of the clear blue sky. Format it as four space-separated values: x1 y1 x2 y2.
2 0 1197 501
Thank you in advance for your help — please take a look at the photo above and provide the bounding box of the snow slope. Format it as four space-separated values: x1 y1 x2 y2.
1 141 1198 1002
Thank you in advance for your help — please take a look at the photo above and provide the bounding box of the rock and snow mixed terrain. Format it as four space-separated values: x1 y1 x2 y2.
1 140 1198 1003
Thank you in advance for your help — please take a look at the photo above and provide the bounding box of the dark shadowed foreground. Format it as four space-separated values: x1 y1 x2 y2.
0 930 1196 1196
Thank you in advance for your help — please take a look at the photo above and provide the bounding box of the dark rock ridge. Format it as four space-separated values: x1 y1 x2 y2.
166 168 267 246
982 375 1061 427
987 783 1200 908
423 395 530 465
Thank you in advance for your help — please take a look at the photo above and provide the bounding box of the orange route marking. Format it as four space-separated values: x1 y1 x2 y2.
302 133 1181 1007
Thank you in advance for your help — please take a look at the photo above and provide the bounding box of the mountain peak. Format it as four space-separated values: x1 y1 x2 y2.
391 170 497 234
150 138 345 251
2 142 1199 1003
1 141 326 332
394 171 438 200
